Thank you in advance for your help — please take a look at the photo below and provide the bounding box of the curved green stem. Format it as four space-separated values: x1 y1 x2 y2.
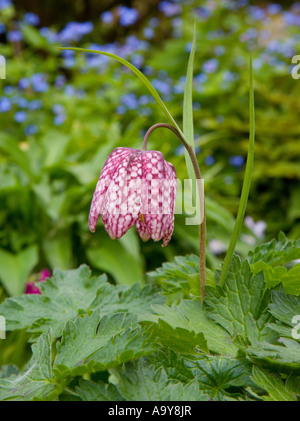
143 123 206 301
219 55 255 287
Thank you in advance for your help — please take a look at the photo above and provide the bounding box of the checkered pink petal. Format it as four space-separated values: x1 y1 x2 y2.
89 147 133 232
89 147 177 246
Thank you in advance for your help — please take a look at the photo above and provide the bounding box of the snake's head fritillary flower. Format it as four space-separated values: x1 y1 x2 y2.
89 147 177 246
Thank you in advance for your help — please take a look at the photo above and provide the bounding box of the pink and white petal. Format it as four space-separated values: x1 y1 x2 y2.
101 150 142 239
89 147 133 232
136 217 151 242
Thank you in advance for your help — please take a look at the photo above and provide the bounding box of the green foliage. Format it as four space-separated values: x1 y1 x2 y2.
0 235 300 401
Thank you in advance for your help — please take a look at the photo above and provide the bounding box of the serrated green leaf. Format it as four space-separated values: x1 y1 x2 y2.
143 300 237 356
269 291 300 328
147 254 214 299
54 312 156 377
206 255 274 345
187 355 253 401
248 233 300 274
114 358 208 401
0 265 164 339
0 334 63 401
247 340 300 373
250 366 298 401
75 379 124 401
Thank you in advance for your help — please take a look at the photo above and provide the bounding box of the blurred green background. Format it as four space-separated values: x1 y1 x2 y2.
0 0 299 300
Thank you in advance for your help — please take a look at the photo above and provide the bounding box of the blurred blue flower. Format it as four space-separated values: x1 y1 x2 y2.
118 6 139 26
173 76 186 94
19 78 30 90
24 12 40 26
121 93 138 110
116 105 126 115
267 4 282 15
55 75 66 87
229 155 244 167
40 27 58 43
223 71 237 82
64 85 76 96
195 6 211 20
158 1 181 17
148 17 159 28
202 58 218 73
0 23 5 34
214 45 225 56
14 97 28 108
54 114 66 126
101 11 114 24
0 0 11 10
31 73 49 93
7 30 23 42
143 27 154 39
59 21 93 43
28 99 43 111
131 54 144 69
3 86 14 95
194 73 207 84
151 79 171 97
174 145 184 156
14 111 27 123
24 124 38 135
138 95 151 106
0 97 11 112
52 104 65 115
248 6 265 21
205 156 215 166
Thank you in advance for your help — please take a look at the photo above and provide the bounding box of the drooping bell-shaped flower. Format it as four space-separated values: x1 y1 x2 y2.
89 147 177 246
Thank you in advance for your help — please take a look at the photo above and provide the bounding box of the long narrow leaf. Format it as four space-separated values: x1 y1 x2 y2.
219 55 255 287
183 24 198 199
58 47 191 147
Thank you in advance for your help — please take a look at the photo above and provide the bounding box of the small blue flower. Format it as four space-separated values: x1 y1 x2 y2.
31 73 49 93
101 11 114 24
52 104 64 114
214 45 225 56
0 0 11 10
40 27 58 43
28 99 43 111
3 86 14 95
54 114 66 126
0 97 11 112
158 1 181 17
0 23 6 34
148 17 159 28
14 97 28 108
118 6 139 26
202 58 218 74
205 156 215 166
116 105 126 115
59 21 93 43
267 4 282 15
7 30 23 42
143 27 154 39
24 12 40 26
19 78 30 90
229 155 244 167
121 93 138 110
14 111 27 123
174 145 184 156
151 79 171 97
24 124 38 135
55 75 66 87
